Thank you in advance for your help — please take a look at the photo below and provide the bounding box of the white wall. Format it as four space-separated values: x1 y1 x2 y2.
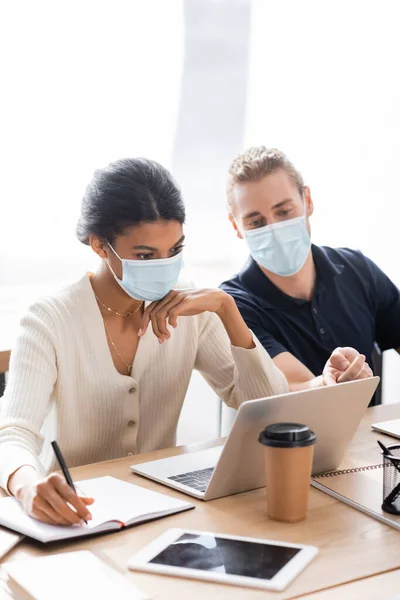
0 0 184 283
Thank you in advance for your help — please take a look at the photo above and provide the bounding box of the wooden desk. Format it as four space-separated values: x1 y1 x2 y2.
300 568 400 599
3 403 400 599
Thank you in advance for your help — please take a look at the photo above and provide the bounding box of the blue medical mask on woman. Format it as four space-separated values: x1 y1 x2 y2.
244 215 311 276
106 243 183 301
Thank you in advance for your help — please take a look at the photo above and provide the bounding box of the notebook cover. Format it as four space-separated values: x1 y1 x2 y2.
312 468 400 531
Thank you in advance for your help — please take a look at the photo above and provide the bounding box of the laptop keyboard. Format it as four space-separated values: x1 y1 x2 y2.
168 467 215 492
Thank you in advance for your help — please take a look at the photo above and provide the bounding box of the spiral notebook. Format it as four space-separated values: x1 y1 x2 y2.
311 463 400 530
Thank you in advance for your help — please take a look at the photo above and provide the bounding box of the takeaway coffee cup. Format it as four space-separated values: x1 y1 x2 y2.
258 423 316 523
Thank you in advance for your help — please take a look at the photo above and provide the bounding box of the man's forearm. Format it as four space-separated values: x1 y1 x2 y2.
287 375 323 392
273 351 320 392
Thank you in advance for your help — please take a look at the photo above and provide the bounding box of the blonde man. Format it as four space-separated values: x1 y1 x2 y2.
220 146 400 392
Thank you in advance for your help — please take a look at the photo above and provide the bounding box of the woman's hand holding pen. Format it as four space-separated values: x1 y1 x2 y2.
9 467 94 525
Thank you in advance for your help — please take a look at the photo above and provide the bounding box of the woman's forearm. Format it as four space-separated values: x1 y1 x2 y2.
215 293 255 349
8 465 42 497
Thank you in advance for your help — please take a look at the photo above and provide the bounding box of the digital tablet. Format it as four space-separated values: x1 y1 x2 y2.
128 529 318 591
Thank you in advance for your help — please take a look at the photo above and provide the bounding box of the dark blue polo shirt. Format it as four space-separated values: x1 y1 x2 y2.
221 245 400 376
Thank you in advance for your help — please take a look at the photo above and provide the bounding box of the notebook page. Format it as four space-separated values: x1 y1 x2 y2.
78 476 193 526
0 497 115 543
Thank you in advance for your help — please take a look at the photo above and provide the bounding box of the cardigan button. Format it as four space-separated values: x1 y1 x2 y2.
129 387 136 394
128 421 135 427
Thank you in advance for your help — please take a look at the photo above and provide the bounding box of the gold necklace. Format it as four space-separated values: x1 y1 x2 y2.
94 293 143 319
103 320 133 376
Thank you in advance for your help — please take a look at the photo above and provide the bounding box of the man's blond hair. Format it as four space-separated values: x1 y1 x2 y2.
227 146 304 209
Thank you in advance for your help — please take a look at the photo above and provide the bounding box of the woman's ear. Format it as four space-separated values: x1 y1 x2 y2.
89 235 108 258
304 186 314 218
228 213 244 240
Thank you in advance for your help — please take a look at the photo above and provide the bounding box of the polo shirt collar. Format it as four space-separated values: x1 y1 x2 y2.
238 245 345 309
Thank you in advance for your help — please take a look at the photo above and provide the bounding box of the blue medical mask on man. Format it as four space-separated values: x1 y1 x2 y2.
106 243 183 301
244 214 311 277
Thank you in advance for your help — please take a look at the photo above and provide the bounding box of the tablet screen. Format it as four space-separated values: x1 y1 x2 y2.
149 533 300 580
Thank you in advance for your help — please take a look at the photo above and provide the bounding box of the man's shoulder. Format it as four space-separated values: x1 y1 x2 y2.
321 245 374 272
322 245 364 262
319 246 392 292
220 270 253 304
220 256 258 291
220 262 268 317
220 272 243 295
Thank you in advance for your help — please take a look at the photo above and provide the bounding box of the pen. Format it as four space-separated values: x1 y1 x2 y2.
377 440 390 456
51 440 88 524
377 440 400 467
377 440 400 507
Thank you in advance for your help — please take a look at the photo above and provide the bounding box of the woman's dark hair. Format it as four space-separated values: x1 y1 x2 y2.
76 157 185 245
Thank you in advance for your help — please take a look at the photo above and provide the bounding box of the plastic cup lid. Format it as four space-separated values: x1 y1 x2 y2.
258 422 316 448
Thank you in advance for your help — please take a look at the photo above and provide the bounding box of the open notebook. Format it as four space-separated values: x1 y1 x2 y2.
2 550 148 600
311 464 400 531
0 476 194 543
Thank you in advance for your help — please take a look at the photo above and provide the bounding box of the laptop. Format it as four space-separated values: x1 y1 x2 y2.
371 419 400 439
131 377 379 501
